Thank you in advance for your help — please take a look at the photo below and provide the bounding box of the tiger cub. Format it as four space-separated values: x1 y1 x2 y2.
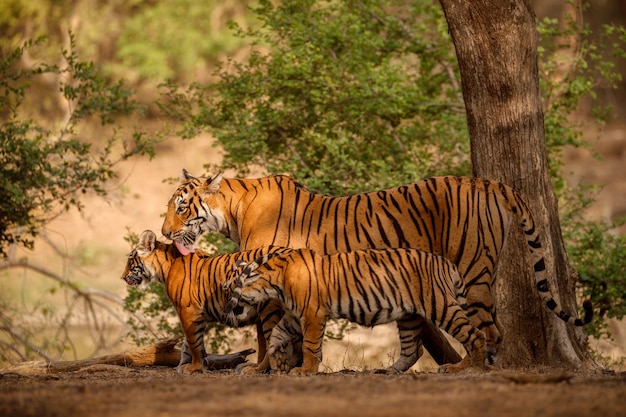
121 230 298 374
224 247 488 374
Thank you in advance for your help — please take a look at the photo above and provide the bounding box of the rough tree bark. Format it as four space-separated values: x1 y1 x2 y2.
438 0 595 368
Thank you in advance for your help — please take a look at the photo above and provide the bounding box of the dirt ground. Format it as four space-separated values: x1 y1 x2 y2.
0 365 624 417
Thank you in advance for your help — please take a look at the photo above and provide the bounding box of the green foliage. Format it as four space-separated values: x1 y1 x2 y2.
538 3 626 191
0 0 66 51
115 0 250 84
124 281 182 346
159 0 469 195
0 35 154 258
0 34 156 362
537 1 626 339
0 35 154 257
561 186 626 339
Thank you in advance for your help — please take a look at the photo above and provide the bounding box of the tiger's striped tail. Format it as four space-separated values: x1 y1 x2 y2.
511 190 593 326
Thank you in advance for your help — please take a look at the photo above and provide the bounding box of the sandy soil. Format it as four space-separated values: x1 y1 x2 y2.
0 366 624 417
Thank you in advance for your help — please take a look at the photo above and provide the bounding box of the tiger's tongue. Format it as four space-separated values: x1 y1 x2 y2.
175 241 194 256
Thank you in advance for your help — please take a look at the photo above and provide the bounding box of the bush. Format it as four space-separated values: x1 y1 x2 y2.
159 0 470 195
537 2 626 340
0 35 154 257
0 34 154 362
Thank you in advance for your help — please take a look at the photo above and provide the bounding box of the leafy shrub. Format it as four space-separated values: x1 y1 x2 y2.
537 2 626 340
0 35 154 257
1 34 154 361
159 0 470 195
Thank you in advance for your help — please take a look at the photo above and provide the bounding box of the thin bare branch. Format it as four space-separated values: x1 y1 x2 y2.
0 323 56 362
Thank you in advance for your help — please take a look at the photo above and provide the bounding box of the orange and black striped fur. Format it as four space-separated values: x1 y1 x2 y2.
121 230 298 374
224 248 488 374
162 171 592 364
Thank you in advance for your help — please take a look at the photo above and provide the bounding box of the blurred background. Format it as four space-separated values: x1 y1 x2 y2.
1 0 624 371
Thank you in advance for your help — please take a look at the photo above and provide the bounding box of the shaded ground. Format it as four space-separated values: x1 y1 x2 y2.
0 366 624 417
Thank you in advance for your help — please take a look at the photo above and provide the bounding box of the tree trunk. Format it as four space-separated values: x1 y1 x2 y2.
438 0 595 368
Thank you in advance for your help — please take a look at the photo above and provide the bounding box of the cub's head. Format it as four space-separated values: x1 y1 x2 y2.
161 169 226 254
223 253 285 326
122 230 178 287
223 261 265 327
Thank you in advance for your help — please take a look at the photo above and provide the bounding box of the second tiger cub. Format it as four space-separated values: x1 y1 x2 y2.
224 247 488 374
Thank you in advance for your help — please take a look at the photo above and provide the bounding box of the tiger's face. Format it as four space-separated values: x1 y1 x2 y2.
224 263 277 327
224 295 261 327
161 170 227 253
122 249 156 288
121 230 172 288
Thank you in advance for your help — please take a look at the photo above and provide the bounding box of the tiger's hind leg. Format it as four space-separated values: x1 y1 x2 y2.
178 340 192 367
237 309 303 374
268 315 303 373
237 303 281 374
235 319 272 375
437 307 488 374
465 286 501 365
380 315 424 374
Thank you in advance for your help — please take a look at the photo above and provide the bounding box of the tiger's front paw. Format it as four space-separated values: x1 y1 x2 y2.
438 363 464 374
177 362 203 375
288 366 317 375
236 362 266 375
269 350 294 373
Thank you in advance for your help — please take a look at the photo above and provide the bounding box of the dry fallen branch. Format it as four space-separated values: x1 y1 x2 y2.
0 339 255 376
0 240 153 361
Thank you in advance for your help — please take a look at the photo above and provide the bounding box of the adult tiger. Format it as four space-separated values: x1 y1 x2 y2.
121 230 299 374
161 170 589 365
224 247 489 374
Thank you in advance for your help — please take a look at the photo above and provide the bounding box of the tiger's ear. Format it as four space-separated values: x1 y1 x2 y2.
137 230 157 256
180 169 195 182
223 261 249 291
240 269 262 287
200 172 223 196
